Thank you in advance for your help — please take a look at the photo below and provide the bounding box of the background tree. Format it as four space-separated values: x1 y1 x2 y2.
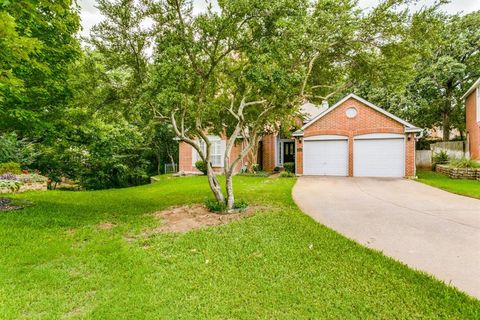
0 0 81 136
406 11 480 140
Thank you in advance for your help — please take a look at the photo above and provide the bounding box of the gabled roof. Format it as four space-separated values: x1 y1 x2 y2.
297 93 421 134
461 78 480 100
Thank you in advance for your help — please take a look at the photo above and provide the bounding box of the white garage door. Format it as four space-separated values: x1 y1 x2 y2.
353 134 405 177
303 137 348 176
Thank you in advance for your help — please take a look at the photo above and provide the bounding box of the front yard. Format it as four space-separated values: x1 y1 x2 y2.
0 176 479 319
418 170 480 199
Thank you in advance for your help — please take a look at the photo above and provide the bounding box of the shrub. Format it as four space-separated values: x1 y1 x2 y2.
0 180 22 192
0 162 21 175
279 171 295 178
252 164 261 172
238 171 270 177
0 173 18 181
204 198 227 213
195 160 208 175
18 174 48 184
432 150 449 167
233 199 249 211
283 162 295 173
273 166 280 172
449 158 480 169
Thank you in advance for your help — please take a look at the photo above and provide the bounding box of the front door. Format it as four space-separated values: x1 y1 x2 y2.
283 142 295 163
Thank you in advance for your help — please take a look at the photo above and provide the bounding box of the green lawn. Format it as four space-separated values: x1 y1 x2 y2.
418 170 480 199
1 176 479 319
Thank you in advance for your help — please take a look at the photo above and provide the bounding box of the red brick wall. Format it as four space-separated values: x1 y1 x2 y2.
466 89 479 159
296 97 416 177
295 138 303 175
405 133 416 177
178 139 245 174
262 134 276 171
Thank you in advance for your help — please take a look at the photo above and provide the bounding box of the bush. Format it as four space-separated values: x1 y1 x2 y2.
432 150 449 167
279 171 295 178
283 162 295 173
273 166 280 172
252 164 261 172
449 158 480 169
0 173 18 181
233 199 249 211
238 171 270 177
195 160 208 175
0 162 21 175
17 174 48 184
204 198 227 213
0 180 22 192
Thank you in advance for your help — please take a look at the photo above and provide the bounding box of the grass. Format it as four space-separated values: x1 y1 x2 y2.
418 170 480 199
0 175 479 319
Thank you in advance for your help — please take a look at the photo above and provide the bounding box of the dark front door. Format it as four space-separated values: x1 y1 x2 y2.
283 142 295 163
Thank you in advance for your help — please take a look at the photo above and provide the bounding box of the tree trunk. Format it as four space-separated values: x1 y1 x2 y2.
442 112 450 142
156 154 161 175
206 163 225 204
248 143 259 172
225 171 234 210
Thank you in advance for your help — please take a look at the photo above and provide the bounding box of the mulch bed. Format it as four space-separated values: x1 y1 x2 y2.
0 198 31 212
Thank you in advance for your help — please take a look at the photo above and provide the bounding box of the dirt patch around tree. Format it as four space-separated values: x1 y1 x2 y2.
97 222 115 230
151 204 251 233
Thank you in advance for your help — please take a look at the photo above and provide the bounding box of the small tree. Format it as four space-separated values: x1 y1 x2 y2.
153 0 306 210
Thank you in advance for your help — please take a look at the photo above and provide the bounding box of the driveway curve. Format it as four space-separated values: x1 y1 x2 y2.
293 176 480 299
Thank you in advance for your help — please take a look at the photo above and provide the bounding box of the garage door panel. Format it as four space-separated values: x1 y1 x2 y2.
304 140 348 176
354 138 404 177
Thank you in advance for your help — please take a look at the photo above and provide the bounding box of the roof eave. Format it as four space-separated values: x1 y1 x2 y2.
405 127 423 133
301 93 420 131
461 78 480 100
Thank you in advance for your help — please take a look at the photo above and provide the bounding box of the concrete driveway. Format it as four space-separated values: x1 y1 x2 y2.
293 176 480 299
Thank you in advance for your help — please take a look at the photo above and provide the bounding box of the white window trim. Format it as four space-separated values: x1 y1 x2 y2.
276 136 296 167
191 136 225 168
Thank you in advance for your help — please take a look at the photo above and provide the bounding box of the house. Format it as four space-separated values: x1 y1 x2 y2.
178 93 422 177
463 78 480 160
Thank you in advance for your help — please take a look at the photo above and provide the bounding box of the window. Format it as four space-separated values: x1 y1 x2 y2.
346 107 358 118
192 136 225 167
477 88 480 123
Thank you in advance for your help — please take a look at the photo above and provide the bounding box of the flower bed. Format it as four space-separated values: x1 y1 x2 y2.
435 164 480 180
0 173 48 194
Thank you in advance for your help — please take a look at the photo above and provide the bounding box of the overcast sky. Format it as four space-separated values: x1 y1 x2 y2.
78 0 480 37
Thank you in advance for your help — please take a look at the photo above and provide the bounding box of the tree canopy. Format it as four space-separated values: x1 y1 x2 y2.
0 0 479 195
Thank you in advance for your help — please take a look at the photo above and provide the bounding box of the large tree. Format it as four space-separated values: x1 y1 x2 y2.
0 0 81 136
406 11 480 140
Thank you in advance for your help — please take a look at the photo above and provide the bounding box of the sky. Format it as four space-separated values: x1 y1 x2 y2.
78 0 480 37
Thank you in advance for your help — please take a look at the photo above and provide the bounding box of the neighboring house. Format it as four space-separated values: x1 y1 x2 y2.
463 78 480 160
178 93 422 177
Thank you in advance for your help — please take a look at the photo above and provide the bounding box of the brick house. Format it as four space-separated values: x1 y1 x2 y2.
178 93 422 177
463 78 480 160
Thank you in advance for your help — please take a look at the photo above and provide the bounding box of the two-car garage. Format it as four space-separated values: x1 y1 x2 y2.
295 94 420 178
302 134 406 178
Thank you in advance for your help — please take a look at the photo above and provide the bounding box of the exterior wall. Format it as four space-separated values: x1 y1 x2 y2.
262 134 276 171
466 89 479 159
299 97 415 177
405 133 416 177
295 138 304 175
178 140 244 174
